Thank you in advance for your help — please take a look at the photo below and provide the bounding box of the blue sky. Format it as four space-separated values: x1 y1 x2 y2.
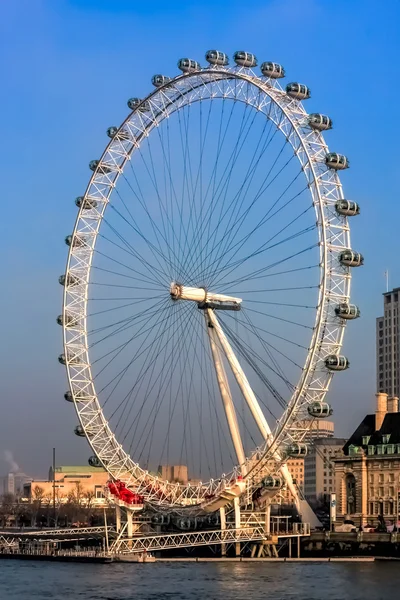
0 0 399 477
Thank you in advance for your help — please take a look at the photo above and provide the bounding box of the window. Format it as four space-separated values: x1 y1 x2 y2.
379 487 384 497
369 473 375 483
389 473 395 483
390 487 395 497
95 485 104 499
387 444 395 455
379 473 384 483
382 434 391 444
362 436 371 445
377 445 384 455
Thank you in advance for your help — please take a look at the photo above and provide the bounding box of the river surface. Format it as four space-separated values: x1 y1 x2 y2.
0 560 398 600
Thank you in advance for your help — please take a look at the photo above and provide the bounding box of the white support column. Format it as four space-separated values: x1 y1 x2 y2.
127 509 133 549
234 497 241 557
115 505 121 533
220 506 226 557
208 309 300 509
206 314 246 474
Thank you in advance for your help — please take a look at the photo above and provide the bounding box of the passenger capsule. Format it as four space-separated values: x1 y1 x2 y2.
325 153 349 170
262 475 282 488
325 354 350 371
177 58 201 73
56 313 78 327
90 160 114 174
307 401 333 418
233 51 257 68
286 443 308 457
308 113 332 131
334 303 360 320
75 196 98 210
65 234 86 248
74 425 86 437
339 250 364 267
58 273 81 287
64 391 73 402
286 83 311 100
59 351 83 366
106 126 130 140
260 62 285 78
205 50 229 66
151 74 172 87
88 455 102 468
335 199 360 217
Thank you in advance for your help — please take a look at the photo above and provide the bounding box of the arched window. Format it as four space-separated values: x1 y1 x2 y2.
345 474 356 514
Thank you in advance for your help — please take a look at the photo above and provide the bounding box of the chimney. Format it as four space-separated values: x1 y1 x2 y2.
387 396 399 413
375 392 388 430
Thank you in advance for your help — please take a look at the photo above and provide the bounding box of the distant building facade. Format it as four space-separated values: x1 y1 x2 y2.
304 437 347 504
376 286 400 397
24 466 109 505
282 458 304 504
1 473 32 497
334 393 400 526
158 465 188 485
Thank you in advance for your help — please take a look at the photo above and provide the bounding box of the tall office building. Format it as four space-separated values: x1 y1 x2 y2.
376 287 400 397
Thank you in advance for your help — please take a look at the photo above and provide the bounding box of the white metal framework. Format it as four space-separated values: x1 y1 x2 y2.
60 51 360 512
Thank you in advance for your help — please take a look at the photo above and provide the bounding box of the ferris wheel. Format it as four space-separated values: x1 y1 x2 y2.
58 50 362 513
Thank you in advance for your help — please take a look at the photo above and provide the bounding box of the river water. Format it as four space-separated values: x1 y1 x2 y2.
0 560 398 600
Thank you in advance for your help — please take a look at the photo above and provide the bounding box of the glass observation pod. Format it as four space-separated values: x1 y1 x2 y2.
325 354 350 371
233 51 257 67
58 352 83 366
205 50 229 66
308 113 332 131
262 475 282 488
260 62 285 78
64 390 90 402
339 249 364 267
335 303 361 320
127 97 151 112
65 234 86 248
286 443 308 457
151 74 172 87
307 401 333 418
89 160 113 174
325 153 349 170
177 58 201 73
58 273 81 287
74 425 86 437
286 83 311 100
88 455 102 467
56 313 78 327
75 196 98 210
335 199 360 217
106 126 130 140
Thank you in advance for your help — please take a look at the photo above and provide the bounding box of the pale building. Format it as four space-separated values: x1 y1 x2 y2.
24 466 109 505
303 419 335 440
334 393 400 526
304 437 346 504
281 458 304 504
158 465 188 484
376 287 400 397
1 473 15 495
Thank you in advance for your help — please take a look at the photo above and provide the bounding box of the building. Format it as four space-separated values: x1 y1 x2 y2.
1 473 32 497
303 419 335 440
281 458 304 504
158 465 188 485
334 393 400 526
304 437 347 504
24 466 109 505
376 286 400 397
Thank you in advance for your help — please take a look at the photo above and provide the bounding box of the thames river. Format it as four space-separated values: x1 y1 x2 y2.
0 560 399 600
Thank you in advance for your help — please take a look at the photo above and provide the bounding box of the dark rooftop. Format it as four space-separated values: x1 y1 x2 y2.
343 413 400 455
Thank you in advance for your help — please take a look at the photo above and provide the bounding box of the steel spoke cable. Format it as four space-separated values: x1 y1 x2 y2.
183 101 258 277
126 304 195 455
202 124 288 283
100 216 169 284
91 247 165 288
187 102 258 279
